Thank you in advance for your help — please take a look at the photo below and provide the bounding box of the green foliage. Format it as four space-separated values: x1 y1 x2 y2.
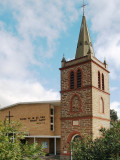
21 142 44 160
72 121 120 160
110 109 118 122
0 120 45 160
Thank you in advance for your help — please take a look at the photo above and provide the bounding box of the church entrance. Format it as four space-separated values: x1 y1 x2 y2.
72 135 81 142
24 136 60 156
71 134 81 160
49 138 60 155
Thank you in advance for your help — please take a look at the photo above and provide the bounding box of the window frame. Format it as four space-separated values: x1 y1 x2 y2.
50 107 54 131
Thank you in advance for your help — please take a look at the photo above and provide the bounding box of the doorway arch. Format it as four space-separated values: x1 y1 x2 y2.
68 133 82 160
67 131 81 143
72 134 82 142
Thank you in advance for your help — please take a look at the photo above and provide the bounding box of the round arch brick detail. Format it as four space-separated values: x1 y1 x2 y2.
67 131 82 143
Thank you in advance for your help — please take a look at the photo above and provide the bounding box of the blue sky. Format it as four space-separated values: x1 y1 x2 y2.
0 0 120 117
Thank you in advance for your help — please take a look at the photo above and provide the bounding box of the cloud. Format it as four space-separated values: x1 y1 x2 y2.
0 0 120 110
88 0 120 33
0 0 80 107
111 101 120 119
95 34 120 71
87 0 120 78
88 1 120 119
0 29 39 80
0 79 60 107
0 0 80 57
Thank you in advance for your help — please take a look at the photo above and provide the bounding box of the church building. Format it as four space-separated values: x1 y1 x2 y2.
0 13 110 160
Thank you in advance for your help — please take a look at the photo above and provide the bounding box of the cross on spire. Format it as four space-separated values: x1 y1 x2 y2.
81 0 87 15
6 111 14 123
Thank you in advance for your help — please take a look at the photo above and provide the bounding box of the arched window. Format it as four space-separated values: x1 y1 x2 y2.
102 73 104 90
71 95 81 112
98 71 100 89
77 69 82 88
70 71 74 89
100 98 104 113
72 135 82 142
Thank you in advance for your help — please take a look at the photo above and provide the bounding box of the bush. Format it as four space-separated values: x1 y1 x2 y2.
72 121 120 160
0 120 45 160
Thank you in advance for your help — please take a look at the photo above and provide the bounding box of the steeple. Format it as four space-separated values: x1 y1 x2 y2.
75 14 95 59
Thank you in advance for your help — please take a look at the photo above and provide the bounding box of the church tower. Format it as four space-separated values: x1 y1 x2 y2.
60 14 110 160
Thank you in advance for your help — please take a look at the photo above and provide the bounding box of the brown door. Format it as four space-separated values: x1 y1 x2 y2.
49 138 54 154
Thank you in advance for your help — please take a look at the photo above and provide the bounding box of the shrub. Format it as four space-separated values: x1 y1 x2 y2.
0 120 45 160
72 121 120 160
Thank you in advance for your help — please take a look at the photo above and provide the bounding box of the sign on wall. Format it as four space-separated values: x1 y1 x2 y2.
5 111 46 125
20 116 46 125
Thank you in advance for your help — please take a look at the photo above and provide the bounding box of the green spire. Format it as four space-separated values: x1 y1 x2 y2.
75 15 95 59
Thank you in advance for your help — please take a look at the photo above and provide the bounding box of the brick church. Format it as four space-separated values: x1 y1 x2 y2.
0 13 110 160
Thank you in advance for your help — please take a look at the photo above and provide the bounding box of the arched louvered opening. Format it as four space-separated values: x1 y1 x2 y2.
98 71 101 89
77 69 82 88
70 71 74 89
102 73 104 90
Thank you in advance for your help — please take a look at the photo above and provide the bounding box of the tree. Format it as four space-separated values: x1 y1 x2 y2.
110 109 118 122
0 120 45 160
72 121 120 160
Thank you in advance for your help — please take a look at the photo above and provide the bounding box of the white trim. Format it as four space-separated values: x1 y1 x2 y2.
34 137 36 144
25 135 61 138
50 107 54 131
54 137 56 155
71 134 80 141
0 100 61 111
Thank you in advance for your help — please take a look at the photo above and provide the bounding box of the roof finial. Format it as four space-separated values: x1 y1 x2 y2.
104 57 107 68
62 53 66 62
61 53 66 67
81 0 87 15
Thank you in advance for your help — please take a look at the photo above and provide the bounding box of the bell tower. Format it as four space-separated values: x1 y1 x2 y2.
60 14 110 160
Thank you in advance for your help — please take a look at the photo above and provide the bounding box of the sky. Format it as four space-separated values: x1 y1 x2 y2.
0 0 120 118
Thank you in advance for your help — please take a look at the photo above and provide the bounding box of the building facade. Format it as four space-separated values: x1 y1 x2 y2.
0 14 110 160
0 101 61 155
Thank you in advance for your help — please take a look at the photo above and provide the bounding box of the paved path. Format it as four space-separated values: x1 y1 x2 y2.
40 155 60 160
